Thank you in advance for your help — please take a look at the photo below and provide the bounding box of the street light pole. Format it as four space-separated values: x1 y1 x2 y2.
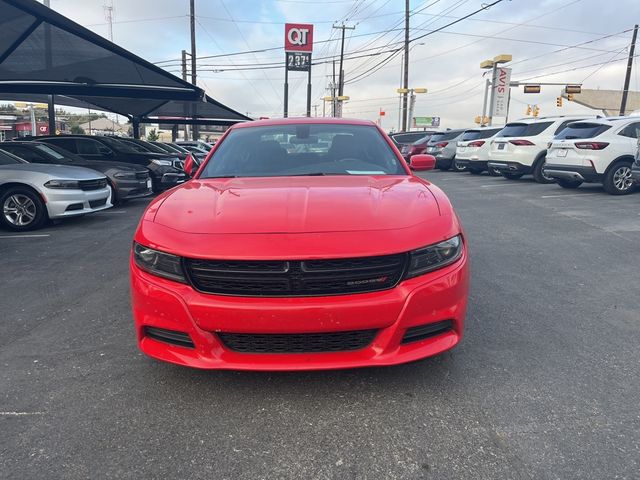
401 0 410 131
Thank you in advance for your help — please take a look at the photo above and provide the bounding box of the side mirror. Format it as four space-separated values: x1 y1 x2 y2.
183 153 198 177
410 154 436 171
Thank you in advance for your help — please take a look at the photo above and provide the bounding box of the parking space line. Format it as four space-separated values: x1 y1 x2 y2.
480 183 530 188
540 193 600 198
0 234 50 239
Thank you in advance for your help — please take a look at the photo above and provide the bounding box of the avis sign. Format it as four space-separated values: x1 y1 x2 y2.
492 67 511 117
285 23 313 52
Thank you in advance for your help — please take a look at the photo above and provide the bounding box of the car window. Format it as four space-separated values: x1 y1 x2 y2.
554 119 586 135
498 122 553 137
460 129 500 141
555 123 611 139
0 149 26 165
77 138 105 155
618 122 640 138
34 144 69 160
392 133 426 144
437 131 464 141
0 145 49 163
44 137 78 153
200 124 406 178
98 136 139 153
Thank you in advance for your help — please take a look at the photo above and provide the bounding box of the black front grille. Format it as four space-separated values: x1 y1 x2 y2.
218 329 378 353
184 253 408 297
79 178 107 190
144 326 194 348
135 171 150 180
89 198 107 208
401 320 453 344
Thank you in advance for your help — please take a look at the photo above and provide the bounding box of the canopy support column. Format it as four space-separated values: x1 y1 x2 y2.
47 94 55 134
132 117 140 139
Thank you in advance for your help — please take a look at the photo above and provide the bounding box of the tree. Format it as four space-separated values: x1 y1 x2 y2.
70 125 85 135
146 128 159 142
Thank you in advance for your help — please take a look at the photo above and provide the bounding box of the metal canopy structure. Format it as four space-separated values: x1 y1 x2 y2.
0 0 250 135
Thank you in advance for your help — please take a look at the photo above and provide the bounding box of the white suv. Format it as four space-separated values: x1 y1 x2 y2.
488 116 592 183
543 117 639 195
454 127 502 175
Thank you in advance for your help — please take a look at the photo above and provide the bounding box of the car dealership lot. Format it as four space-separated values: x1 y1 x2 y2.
1 172 639 479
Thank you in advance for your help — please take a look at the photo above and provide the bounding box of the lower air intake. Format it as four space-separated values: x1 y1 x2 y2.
144 326 194 348
401 320 453 344
218 329 378 354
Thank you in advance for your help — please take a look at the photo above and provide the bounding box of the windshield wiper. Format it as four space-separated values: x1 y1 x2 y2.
284 172 332 176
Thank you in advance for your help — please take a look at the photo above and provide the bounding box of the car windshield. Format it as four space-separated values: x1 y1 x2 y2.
555 123 611 139
498 122 553 137
34 143 87 163
0 149 26 165
429 131 461 143
199 124 406 178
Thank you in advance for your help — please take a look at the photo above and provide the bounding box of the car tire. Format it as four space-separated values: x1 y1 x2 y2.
452 159 466 172
468 168 484 175
488 166 501 176
502 172 524 180
557 179 583 189
0 186 48 231
603 161 635 195
108 182 121 206
438 161 451 171
532 157 555 184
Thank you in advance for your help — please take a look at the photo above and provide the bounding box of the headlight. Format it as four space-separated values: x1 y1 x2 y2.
44 179 80 189
114 172 136 179
133 243 186 283
150 159 173 166
405 235 463 279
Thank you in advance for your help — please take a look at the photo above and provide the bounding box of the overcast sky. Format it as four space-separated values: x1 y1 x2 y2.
46 0 640 129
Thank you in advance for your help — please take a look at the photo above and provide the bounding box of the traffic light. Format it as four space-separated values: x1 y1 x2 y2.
533 105 540 117
567 94 574 101
556 96 563 107
526 105 532 115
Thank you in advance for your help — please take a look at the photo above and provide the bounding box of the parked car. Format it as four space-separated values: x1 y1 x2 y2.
175 140 213 151
632 125 640 186
130 118 468 370
150 141 190 158
399 134 435 164
34 135 185 192
454 127 503 175
0 148 111 231
0 141 152 204
487 116 591 183
116 138 185 169
544 117 639 195
425 129 467 171
175 144 209 160
389 131 435 148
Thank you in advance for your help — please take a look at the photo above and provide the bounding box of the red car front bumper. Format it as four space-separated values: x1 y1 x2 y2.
130 249 469 371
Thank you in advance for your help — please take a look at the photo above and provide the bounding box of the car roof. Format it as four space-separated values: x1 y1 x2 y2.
508 115 594 125
232 117 376 130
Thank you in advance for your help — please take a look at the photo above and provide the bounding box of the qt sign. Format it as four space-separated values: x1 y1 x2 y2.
285 23 313 52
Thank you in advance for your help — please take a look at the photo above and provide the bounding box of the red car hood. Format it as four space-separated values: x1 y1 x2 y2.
153 176 439 234
139 175 461 259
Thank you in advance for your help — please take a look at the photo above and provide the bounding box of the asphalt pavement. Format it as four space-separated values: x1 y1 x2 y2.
1 171 639 479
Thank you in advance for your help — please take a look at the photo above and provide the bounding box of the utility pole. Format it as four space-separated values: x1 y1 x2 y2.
401 0 410 131
620 24 638 116
333 23 355 118
398 53 404 132
332 59 337 117
190 0 198 140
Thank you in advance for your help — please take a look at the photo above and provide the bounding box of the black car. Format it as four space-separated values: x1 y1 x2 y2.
34 135 185 192
150 141 190 158
117 138 185 167
171 143 208 162
0 141 152 204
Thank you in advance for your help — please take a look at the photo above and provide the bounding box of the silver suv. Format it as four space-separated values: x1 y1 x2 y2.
425 129 467 171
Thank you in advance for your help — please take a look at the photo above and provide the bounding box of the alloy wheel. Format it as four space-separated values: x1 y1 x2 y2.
3 194 37 226
613 166 633 192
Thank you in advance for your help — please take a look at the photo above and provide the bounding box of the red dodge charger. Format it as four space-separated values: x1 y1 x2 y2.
130 118 469 370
